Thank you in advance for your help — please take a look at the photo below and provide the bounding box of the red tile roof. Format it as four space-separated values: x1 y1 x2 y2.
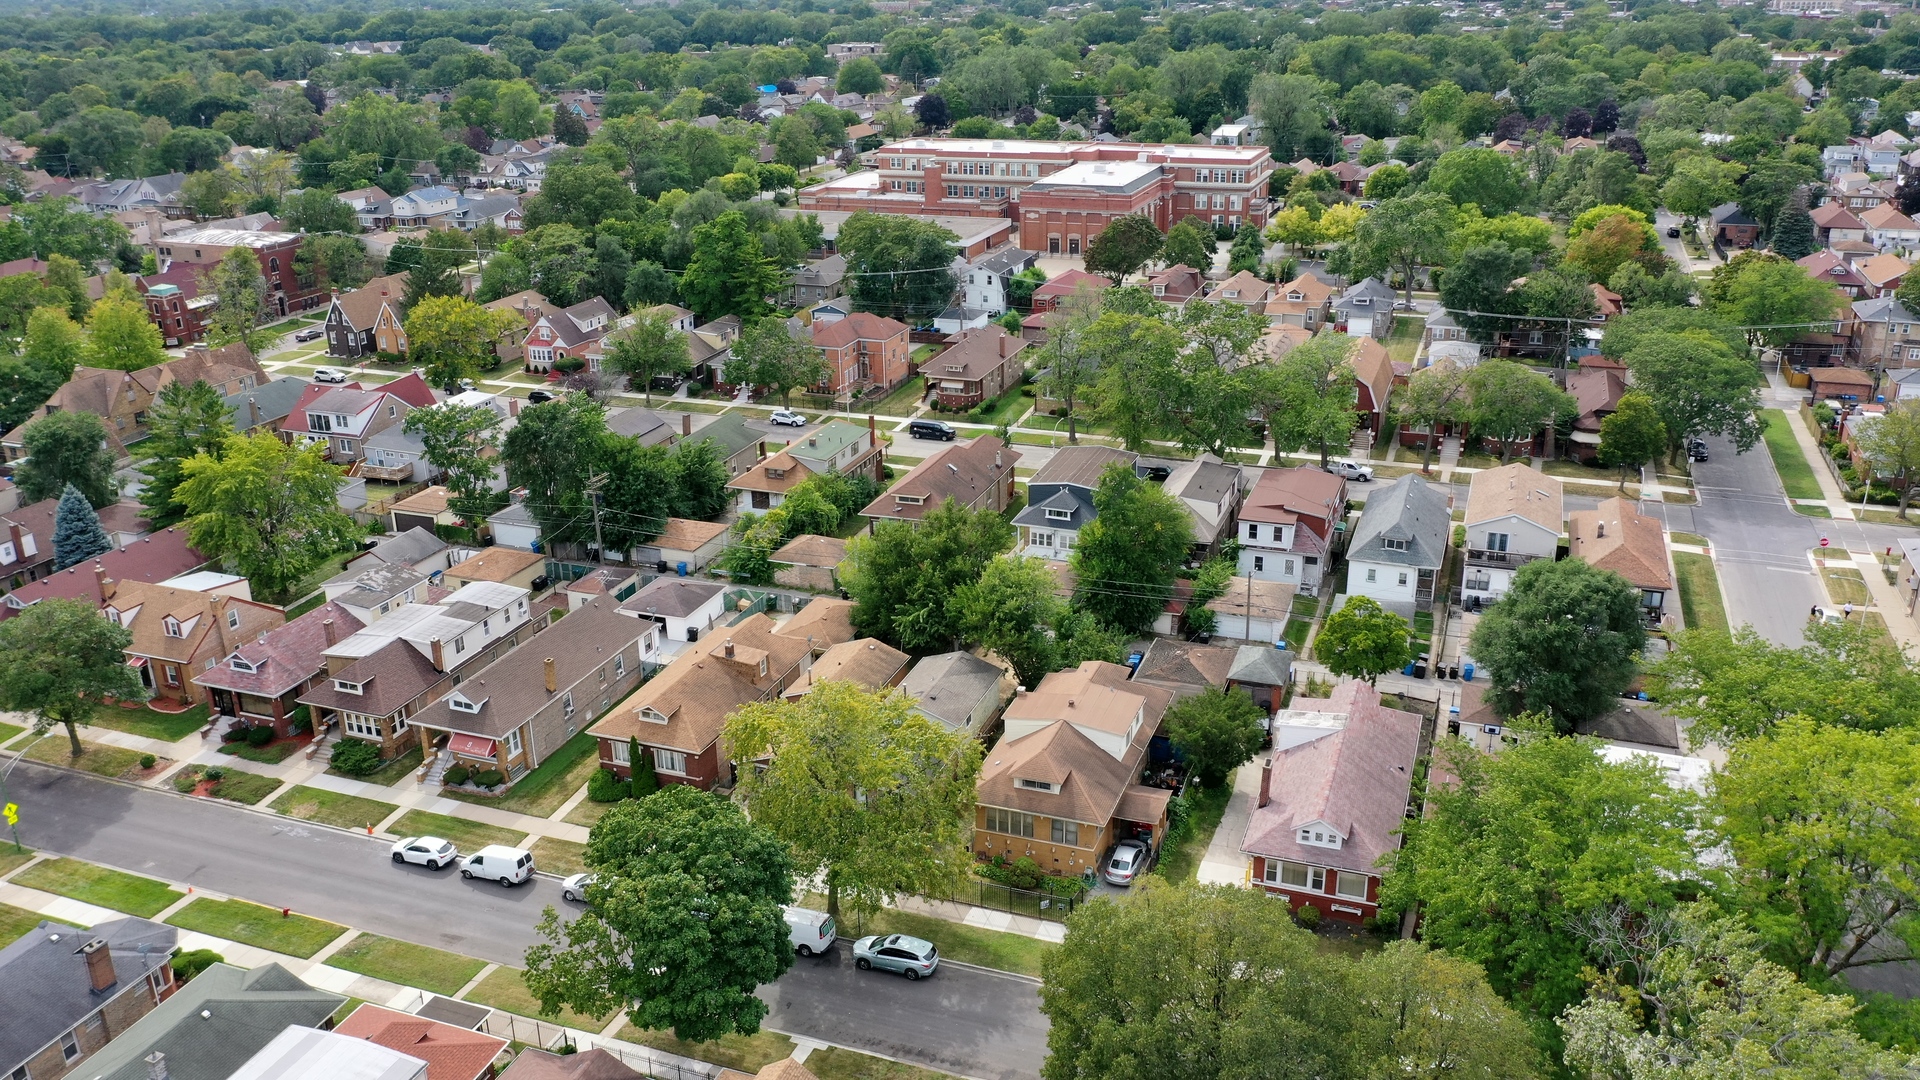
335 1004 507 1080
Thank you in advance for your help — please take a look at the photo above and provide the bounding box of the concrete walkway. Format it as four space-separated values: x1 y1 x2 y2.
1195 761 1258 886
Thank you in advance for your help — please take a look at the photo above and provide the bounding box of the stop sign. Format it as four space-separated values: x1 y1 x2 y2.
1820 536 1831 548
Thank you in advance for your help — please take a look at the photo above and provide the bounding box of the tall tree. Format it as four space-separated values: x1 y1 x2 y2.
1426 147 1525 214
1164 687 1266 788
678 211 786 323
603 309 690 404
1622 331 1764 460
51 483 111 570
501 395 606 545
280 187 360 235
400 229 476 310
138 379 234 523
727 681 983 920
1852 397 1920 515
669 438 733 521
523 786 794 1042
952 555 1071 690
403 296 517 387
1392 359 1468 474
1034 285 1105 443
174 432 356 603
1708 254 1842 350
842 499 1014 651
200 247 271 354
1315 596 1414 684
1160 218 1216 272
550 104 590 147
1650 622 1920 745
1468 557 1649 730
0 598 147 757
1260 333 1358 467
1070 463 1192 635
15 411 115 507
1346 192 1456 306
82 294 167 372
837 212 959 322
1462 360 1573 463
724 318 828 407
404 401 503 521
1597 391 1668 491
1769 196 1818 260
1082 214 1165 284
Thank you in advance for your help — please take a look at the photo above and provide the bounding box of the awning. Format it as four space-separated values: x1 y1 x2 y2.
448 734 497 758
125 656 147 668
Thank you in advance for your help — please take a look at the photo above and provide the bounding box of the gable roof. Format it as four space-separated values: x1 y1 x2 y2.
335 1004 507 1080
980 665 1171 827
1568 496 1671 591
1238 466 1346 529
621 577 724 618
898 650 1007 732
192 601 367 698
1567 367 1628 432
1857 252 1912 287
1027 445 1136 489
329 273 410 331
861 437 1018 522
770 534 847 569
0 916 177 1074
1 527 202 618
1347 337 1394 408
1030 269 1111 303
420 601 642 740
1348 474 1450 569
76 962 344 1080
774 597 857 650
298 637 446 717
653 517 729 553
107 579 283 664
590 612 809 754
1861 202 1920 231
1810 201 1867 231
784 637 910 695
1210 270 1270 304
1132 637 1237 691
1465 462 1564 534
501 1048 644 1080
446 546 543 583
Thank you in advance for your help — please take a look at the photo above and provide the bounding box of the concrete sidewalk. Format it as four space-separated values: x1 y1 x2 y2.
1195 761 1258 886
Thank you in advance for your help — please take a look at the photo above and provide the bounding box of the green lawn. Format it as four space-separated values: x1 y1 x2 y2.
23 738 161 781
1794 502 1834 518
807 1048 955 1080
439 731 600 818
1155 781 1233 884
82 703 207 742
1283 617 1314 656
1820 565 1871 607
165 898 347 958
530 837 588 877
867 375 928 416
172 765 283 805
0 721 22 745
14 859 178 917
276 786 399 831
0 847 33 878
1670 531 1709 548
563 798 615 829
962 387 1033 429
1673 553 1729 636
287 549 357 607
0 901 55 946
218 737 306 764
1760 410 1826 501
464 966 609 1028
616 1024 796 1073
387 810 528 853
325 934 488 996
329 997 368 1027
332 745 423 786
284 592 328 619
822 906 1053 978
1383 320 1421 366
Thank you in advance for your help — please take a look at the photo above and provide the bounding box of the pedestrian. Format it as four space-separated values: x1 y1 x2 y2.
1812 604 1821 620
1845 602 1855 620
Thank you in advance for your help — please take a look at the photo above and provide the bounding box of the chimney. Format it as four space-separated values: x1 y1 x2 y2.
145 1051 170 1080
322 619 336 646
247 396 261 429
544 657 557 693
725 639 735 658
93 561 107 596
431 638 445 670
1597 522 1606 538
1258 758 1272 809
80 937 115 992
682 412 692 436
509 397 521 418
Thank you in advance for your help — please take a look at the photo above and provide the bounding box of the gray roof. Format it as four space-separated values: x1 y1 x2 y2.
606 407 676 444
361 425 427 455
620 577 724 619
77 962 344 1080
324 561 430 607
1011 487 1096 530
225 377 308 429
1852 296 1919 322
362 527 449 569
936 305 989 322
794 253 846 287
1349 474 1450 569
969 246 1035 277
1228 644 1294 687
0 917 177 1075
1710 201 1757 226
680 413 760 458
1027 445 1136 489
899 650 1006 731
1334 277 1396 313
489 501 537 528
416 600 645 740
1574 704 1681 751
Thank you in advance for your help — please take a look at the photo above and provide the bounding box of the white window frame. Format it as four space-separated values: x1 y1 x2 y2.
1334 870 1369 900
506 728 523 757
653 747 687 775
984 806 1035 837
609 740 630 765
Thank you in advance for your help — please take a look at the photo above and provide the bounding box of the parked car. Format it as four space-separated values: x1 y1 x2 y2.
769 409 808 427
294 328 324 342
312 367 349 384
1666 226 1682 238
784 905 837 956
649 374 684 392
908 419 956 441
1103 839 1152 887
1688 438 1709 462
441 378 476 395
460 845 534 887
1324 460 1375 482
390 836 456 869
560 872 597 903
852 933 939 980
527 389 556 405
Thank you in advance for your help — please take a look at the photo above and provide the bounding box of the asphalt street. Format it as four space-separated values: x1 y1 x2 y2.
5 761 1049 1080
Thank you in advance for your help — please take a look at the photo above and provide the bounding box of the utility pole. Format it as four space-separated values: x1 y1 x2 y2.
586 473 608 564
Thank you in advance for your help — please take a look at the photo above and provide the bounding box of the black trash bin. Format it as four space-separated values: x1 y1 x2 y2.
1413 653 1429 680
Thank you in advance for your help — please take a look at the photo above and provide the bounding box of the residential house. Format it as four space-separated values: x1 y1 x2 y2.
974 662 1175 880
618 577 727 645
154 227 323 318
74 173 187 214
2 343 267 462
1129 638 1237 701
684 315 743 384
1333 278 1396 340
335 186 394 230
324 274 410 359
1207 576 1297 642
1569 496 1674 626
334 1004 508 1080
591 612 812 791
501 1049 644 1080
524 298 618 371
389 187 462 228
1812 201 1869 246
283 377 431 465
1862 202 1920 251
1859 252 1912 296
810 312 911 398
1013 445 1134 561
322 563 431 627
1263 274 1336 331
193 602 368 737
1240 680 1421 924
224 1026 428 1080
1810 364 1876 400
649 518 731 575
562 567 641 612
788 254 847 307
862 436 1020 529
1 526 202 617
387 486 460 536
1710 202 1761 248
107 575 284 706
1348 337 1394 434
63 963 343 1080
0 917 178 1080
414 600 647 786
1345 473 1451 610
770 534 846 592
1800 249 1873 298
1565 362 1630 462
1163 452 1243 556
1234 466 1347 596
932 304 991 336
960 246 1038 316
224 376 308 434
782 637 910 697
1462 463 1564 607
1225 644 1293 714
139 264 215 346
898 650 1012 738
443 546 547 593
1849 295 1920 369
1029 269 1111 312
1208 270 1272 312
774 596 858 656
927 324 1028 409
726 419 883 513
298 581 537 756
1145 264 1207 305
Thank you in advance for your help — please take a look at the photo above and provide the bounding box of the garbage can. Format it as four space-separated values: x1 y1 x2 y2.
1463 662 1476 681
1413 653 1429 680
676 561 688 576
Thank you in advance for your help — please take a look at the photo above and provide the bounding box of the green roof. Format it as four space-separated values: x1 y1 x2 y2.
76 963 345 1080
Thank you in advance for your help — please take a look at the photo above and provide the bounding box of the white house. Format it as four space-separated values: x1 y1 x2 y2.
958 246 1037 316
1345 474 1450 610
389 186 463 228
1461 464 1564 606
1012 446 1136 561
618 576 728 645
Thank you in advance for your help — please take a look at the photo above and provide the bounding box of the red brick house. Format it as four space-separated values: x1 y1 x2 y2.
928 325 1028 408
1029 269 1111 312
811 311 910 397
153 227 323 318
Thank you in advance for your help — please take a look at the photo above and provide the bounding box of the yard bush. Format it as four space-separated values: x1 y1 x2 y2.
139 753 156 769
329 739 382 776
220 725 248 743
203 766 226 782
631 738 658 797
246 725 274 747
473 769 505 789
171 948 224 982
443 763 471 787
587 767 629 802
1295 903 1322 929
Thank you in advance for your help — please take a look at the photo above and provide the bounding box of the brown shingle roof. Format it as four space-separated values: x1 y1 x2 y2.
929 324 1026 381
415 601 643 739
1464 463 1564 534
1027 445 1134 489
1238 466 1345 528
812 311 908 349
1131 638 1236 691
653 517 729 552
298 638 445 717
328 274 409 331
192 602 366 697
448 546 544 583
1 527 203 619
979 715 1150 826
1568 496 1671 591
726 450 818 495
860 436 1018 522
391 486 453 516
1348 337 1394 408
770 534 846 568
785 637 909 696
108 580 283 665
774 597 857 650
591 613 809 754
501 1048 644 1080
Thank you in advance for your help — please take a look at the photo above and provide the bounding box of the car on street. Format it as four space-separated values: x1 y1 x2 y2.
391 837 456 869
527 389 556 404
294 328 324 342
852 933 939 980
1666 226 1682 238
1324 460 1375 482
460 844 534 887
908 419 957 441
1688 438 1709 462
649 374 684 392
441 378 476 395
784 905 837 956
769 409 808 427
1103 839 1152 886
560 872 597 902
312 367 348 383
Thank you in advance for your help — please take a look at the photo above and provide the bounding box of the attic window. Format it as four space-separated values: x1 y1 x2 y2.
105 608 121 626
638 706 669 725
894 494 925 505
228 656 256 673
163 616 183 638
1045 507 1073 521
1016 778 1057 792
333 679 363 695
449 696 481 713
1381 538 1409 552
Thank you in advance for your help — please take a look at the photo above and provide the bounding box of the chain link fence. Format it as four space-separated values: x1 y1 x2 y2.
479 1013 720 1080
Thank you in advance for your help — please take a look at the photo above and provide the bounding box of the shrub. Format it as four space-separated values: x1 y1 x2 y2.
203 766 226 782
139 753 156 769
246 724 274 747
329 739 383 776
1295 903 1322 929
171 948 224 982
474 769 506 789
288 715 311 736
443 763 471 787
219 725 249 743
631 738 658 797
587 767 629 802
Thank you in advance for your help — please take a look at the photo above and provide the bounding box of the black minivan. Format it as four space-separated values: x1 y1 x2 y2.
908 419 957 441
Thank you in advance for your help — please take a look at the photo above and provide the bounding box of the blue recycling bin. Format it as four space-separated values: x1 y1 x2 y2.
676 561 688 576
1463 662 1475 681
1403 660 1418 676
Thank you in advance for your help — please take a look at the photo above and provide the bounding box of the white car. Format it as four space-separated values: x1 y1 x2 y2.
1103 839 1152 886
561 872 597 903
1324 460 1375 482
461 844 534 887
312 367 349 384
769 409 807 427
391 836 456 869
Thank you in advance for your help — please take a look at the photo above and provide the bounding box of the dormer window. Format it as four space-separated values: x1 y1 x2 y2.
105 608 122 626
638 706 670 725
895 494 924 505
163 616 183 638
334 679 363 695
229 655 256 673
1016 778 1057 792
1381 538 1408 552
1298 827 1342 849
1045 507 1073 521
449 695 481 713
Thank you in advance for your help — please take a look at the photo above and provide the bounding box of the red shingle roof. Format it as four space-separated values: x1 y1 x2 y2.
335 1004 507 1080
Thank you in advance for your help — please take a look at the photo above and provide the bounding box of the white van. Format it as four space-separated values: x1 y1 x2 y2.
783 906 837 956
461 845 534 887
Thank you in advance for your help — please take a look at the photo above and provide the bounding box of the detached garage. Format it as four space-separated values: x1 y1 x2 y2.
1810 366 1877 403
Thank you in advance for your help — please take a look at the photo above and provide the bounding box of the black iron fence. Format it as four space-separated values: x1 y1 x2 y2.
933 879 1085 922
